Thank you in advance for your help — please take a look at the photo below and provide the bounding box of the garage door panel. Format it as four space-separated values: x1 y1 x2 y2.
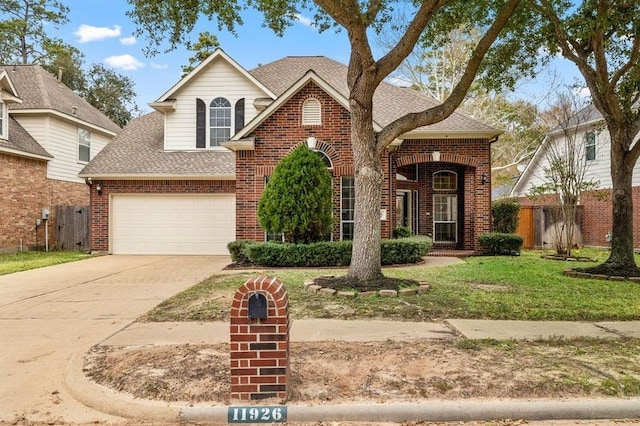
111 194 235 255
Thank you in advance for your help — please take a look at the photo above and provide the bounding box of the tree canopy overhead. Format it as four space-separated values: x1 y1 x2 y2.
127 0 543 280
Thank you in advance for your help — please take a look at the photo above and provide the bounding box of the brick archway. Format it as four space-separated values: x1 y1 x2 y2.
395 152 480 168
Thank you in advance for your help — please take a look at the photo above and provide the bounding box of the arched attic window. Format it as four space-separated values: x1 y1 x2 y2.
302 98 321 125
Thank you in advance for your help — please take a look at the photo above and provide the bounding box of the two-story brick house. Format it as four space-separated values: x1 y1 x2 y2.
80 49 498 255
0 65 120 252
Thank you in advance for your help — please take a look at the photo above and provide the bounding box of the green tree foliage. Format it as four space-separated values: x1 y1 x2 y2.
491 199 520 233
82 64 140 128
0 0 69 64
127 0 542 281
40 42 87 92
181 31 220 76
533 0 640 275
258 145 333 243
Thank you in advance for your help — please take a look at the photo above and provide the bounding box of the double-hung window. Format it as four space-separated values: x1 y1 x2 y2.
585 131 596 162
341 176 355 240
78 128 91 163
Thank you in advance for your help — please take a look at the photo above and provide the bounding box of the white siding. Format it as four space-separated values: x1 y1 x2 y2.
512 124 640 197
164 58 271 151
14 115 111 183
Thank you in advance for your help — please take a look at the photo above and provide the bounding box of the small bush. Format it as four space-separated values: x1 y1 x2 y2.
477 233 523 256
491 200 521 233
381 236 432 264
392 226 411 239
237 236 433 267
227 240 255 265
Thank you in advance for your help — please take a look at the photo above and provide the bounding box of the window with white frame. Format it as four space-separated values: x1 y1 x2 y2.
302 98 321 125
78 128 91 163
585 130 597 162
209 97 231 146
433 171 457 243
341 176 355 240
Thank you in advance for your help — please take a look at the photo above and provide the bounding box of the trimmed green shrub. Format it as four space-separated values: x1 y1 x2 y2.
239 236 433 267
491 199 521 233
258 145 333 243
477 232 523 256
227 240 255 265
381 236 433 264
392 226 411 239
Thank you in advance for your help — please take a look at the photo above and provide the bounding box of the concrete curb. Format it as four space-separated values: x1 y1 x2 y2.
64 353 182 422
66 352 640 424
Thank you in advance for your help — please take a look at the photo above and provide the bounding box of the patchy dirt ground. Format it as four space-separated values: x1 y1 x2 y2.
85 338 640 406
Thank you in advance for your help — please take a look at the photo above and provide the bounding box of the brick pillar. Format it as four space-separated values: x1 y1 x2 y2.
230 276 289 401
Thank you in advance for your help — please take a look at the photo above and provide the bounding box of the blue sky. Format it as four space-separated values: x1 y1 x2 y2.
52 0 584 113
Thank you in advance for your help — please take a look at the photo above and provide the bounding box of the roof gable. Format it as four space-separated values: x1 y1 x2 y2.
0 70 21 104
232 70 371 141
154 48 276 104
0 65 120 134
249 56 500 139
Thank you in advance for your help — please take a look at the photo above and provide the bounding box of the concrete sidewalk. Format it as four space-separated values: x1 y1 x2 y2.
98 318 640 347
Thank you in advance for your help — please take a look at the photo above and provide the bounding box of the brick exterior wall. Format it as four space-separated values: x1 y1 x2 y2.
230 276 289 401
235 81 492 251
0 152 89 252
89 179 235 252
518 187 640 249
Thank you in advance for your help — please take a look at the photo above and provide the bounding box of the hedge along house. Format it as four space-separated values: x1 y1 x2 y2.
80 49 498 255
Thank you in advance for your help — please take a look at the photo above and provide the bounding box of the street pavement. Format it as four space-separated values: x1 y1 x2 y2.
1 255 640 425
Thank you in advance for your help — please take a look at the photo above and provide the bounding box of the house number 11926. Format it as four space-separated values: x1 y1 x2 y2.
227 406 287 423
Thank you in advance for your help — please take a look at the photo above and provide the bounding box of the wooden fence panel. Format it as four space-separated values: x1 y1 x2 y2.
55 205 90 251
516 206 535 249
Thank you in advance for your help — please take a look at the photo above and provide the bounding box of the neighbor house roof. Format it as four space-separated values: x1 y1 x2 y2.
249 56 500 139
0 65 121 135
79 112 235 179
0 116 52 160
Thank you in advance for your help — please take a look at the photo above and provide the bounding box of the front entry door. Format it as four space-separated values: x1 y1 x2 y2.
433 194 457 243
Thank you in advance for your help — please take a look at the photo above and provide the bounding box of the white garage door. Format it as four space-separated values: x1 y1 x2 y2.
111 194 236 255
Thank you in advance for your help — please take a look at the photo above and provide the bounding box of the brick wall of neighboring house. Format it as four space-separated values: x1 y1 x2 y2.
0 152 89 252
89 179 236 251
518 187 640 249
392 139 492 251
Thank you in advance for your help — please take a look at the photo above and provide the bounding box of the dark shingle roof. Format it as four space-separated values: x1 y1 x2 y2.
0 65 121 134
250 56 497 135
0 116 52 159
79 112 235 178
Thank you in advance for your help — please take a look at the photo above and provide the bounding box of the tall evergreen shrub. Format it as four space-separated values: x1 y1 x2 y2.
258 145 333 243
491 199 521 233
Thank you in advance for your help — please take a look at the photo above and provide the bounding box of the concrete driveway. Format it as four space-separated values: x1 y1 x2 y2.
0 255 229 424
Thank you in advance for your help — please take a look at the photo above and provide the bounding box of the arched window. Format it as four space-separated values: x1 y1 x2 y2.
314 150 332 168
302 98 321 125
433 171 457 191
210 97 231 146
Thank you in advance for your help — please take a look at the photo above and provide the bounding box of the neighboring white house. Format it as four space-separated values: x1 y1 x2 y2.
0 65 120 252
511 104 640 248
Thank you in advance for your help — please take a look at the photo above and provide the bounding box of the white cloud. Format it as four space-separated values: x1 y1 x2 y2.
74 24 122 43
295 13 315 28
104 54 144 71
120 36 137 46
150 62 169 70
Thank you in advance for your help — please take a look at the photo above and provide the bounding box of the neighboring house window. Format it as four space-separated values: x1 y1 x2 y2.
0 101 5 139
585 130 597 162
210 97 231 146
302 98 321 125
433 171 457 243
78 129 91 163
341 176 355 240
196 98 206 148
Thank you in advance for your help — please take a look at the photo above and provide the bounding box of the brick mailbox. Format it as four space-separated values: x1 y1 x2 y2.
230 276 290 401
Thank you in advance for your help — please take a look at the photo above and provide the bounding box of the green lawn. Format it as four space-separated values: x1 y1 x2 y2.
143 249 640 323
0 251 94 275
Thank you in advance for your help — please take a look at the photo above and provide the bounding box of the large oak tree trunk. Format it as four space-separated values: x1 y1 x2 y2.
346 63 385 281
585 126 639 276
